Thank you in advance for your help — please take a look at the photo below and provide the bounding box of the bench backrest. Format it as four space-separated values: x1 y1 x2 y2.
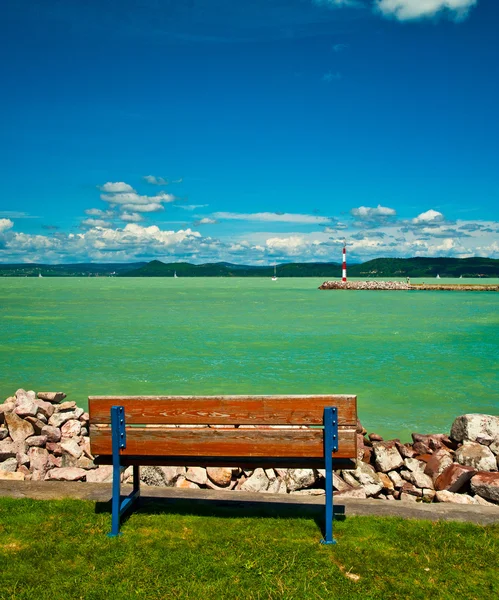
89 395 357 465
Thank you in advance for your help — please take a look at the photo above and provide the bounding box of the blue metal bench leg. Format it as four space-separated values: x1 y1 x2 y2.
108 405 125 537
321 406 337 545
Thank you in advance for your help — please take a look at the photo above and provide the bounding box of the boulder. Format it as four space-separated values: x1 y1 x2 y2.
5 412 35 443
387 470 404 489
285 469 316 491
368 433 383 442
266 478 287 494
470 472 499 504
403 458 426 473
207 467 233 487
489 439 499 456
60 438 83 459
28 447 49 474
450 414 499 443
240 468 270 492
435 491 478 505
0 471 25 481
160 467 186 486
334 487 367 499
175 477 200 489
424 449 454 482
401 469 434 490
395 441 417 459
372 441 404 472
399 492 419 503
26 435 48 448
378 472 395 492
46 442 62 456
86 465 114 483
37 392 67 403
61 420 82 438
434 463 475 492
25 416 46 434
55 401 76 411
48 454 62 469
49 408 84 428
0 439 17 461
332 472 354 492
45 467 87 481
186 467 207 486
343 460 383 497
454 442 497 472
34 399 55 419
400 481 422 497
0 457 18 472
0 427 8 441
41 425 61 443
14 397 38 418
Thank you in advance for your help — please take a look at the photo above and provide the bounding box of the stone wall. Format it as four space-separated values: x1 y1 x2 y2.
1 389 498 506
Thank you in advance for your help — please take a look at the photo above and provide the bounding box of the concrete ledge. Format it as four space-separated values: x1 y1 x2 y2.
1 481 498 525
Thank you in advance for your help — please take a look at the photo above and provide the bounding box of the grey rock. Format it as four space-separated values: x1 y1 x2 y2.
37 392 67 403
0 427 8 441
60 438 83 459
34 399 55 419
25 416 46 434
14 398 38 418
61 419 81 438
240 468 270 492
0 457 18 472
335 487 367 499
387 470 404 489
372 441 404 472
470 472 499 503
435 490 478 505
45 467 86 481
0 439 17 461
48 408 84 428
455 441 497 472
450 414 499 443
285 469 316 491
185 467 207 486
343 460 383 497
86 465 114 483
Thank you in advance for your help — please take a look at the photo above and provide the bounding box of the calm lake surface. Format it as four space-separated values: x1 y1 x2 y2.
1 277 498 440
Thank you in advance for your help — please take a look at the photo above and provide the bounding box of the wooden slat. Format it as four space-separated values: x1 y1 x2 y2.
90 426 357 459
88 395 357 426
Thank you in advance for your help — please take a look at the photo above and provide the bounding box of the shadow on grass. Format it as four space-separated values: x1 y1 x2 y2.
95 494 346 538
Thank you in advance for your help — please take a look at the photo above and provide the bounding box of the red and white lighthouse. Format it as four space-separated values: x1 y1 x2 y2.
342 242 347 282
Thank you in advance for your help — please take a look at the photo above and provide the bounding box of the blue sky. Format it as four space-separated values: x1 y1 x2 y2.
1 0 498 264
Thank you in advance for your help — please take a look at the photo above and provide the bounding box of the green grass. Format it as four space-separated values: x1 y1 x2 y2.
0 498 498 599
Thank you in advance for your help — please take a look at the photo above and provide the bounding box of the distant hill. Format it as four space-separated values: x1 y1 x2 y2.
0 263 146 277
1 257 497 277
121 257 499 278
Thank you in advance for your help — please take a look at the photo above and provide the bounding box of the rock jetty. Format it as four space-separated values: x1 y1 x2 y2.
1 389 498 506
319 281 499 291
319 281 410 291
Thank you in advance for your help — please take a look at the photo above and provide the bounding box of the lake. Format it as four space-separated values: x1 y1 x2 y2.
1 277 498 440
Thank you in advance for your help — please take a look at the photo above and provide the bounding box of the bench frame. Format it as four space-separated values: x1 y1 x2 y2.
89 397 355 544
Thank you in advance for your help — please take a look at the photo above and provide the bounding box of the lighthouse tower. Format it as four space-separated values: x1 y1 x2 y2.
342 242 347 282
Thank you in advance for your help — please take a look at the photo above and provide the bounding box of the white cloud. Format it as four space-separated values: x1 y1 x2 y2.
213 212 332 224
144 175 169 185
85 208 114 217
120 202 164 213
99 182 135 193
412 209 445 224
101 192 175 206
375 0 477 21
120 212 143 222
195 218 217 225
0 218 14 233
351 204 396 221
81 218 111 228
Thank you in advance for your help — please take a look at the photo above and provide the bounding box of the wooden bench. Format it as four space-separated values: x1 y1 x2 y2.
88 394 357 544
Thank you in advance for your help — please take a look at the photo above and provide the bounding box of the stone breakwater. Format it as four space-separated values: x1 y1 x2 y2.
319 281 499 291
1 389 498 506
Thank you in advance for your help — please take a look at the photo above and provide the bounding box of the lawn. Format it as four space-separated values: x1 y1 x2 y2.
0 497 497 599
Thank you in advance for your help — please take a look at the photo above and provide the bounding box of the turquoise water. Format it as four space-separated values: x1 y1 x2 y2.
0 277 498 440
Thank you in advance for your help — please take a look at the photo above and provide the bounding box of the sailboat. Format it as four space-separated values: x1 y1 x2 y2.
174 271 178 278
38 273 43 278
272 265 277 281
436 274 440 279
